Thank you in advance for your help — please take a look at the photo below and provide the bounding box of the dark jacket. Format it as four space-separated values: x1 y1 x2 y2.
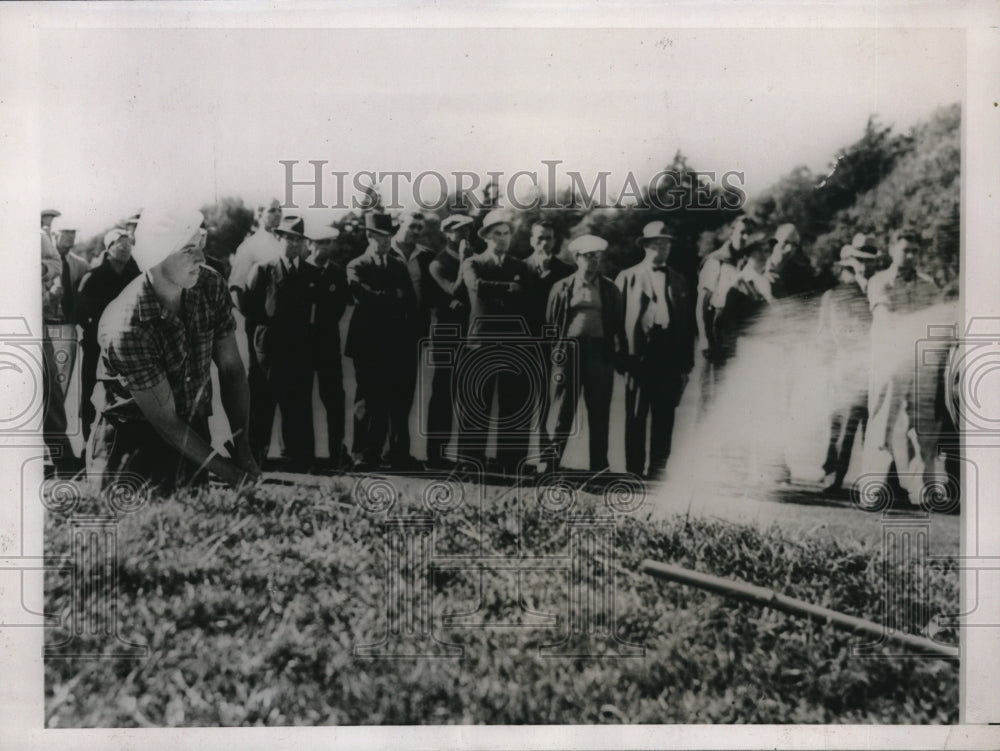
245 257 319 367
545 273 626 362
310 259 350 364
345 251 417 359
526 253 575 333
462 252 537 336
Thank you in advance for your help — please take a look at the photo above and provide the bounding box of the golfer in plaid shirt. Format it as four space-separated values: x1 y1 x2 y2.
87 206 260 492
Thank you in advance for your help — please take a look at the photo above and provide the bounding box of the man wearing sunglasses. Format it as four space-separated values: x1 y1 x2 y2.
88 206 260 492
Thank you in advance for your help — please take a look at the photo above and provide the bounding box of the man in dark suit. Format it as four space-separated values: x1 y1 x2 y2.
345 212 418 471
544 234 625 472
425 213 475 469
615 221 695 480
388 210 435 469
244 216 318 470
459 209 538 474
307 225 351 471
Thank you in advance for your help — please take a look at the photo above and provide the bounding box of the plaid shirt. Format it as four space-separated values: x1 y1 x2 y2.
97 266 236 423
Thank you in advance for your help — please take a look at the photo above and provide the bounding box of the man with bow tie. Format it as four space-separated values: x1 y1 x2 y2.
244 215 318 470
614 221 695 479
345 212 419 471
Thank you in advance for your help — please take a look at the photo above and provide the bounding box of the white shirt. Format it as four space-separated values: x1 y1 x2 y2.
644 260 671 328
229 228 283 290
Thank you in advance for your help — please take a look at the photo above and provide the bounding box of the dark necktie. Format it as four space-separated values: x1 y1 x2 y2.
60 255 73 320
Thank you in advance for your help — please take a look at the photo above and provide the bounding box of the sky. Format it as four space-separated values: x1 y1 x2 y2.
39 27 963 237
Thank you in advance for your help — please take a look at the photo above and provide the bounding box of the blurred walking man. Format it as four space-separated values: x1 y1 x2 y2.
818 244 875 493
307 226 351 471
425 213 475 469
76 228 141 441
616 221 695 480
544 235 624 472
460 209 538 474
865 227 942 501
765 223 817 300
244 216 317 470
346 212 418 471
696 216 755 406
88 206 259 492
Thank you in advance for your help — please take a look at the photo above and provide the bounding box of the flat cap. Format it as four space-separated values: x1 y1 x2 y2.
104 228 127 249
441 214 475 233
568 234 608 255
771 223 800 245
308 225 340 242
478 209 514 238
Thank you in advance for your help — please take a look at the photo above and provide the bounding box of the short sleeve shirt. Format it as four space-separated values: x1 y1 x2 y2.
97 266 236 423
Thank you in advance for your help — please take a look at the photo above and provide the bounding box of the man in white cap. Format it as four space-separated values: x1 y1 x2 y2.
76 228 141 441
457 209 538 473
306 225 350 470
544 234 625 472
817 244 875 493
425 213 475 469
615 221 695 479
345 212 419 471
88 206 259 491
244 216 318 471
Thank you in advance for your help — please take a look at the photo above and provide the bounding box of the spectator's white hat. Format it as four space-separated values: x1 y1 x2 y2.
568 234 608 255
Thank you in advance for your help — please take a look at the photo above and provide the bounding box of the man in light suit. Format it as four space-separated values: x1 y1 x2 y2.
615 221 695 480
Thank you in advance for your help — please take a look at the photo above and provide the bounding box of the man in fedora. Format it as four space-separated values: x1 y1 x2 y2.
817 243 876 493
615 220 695 479
76 228 141 441
425 213 475 469
345 212 418 471
89 206 259 492
244 215 318 470
459 209 538 473
544 234 625 472
306 225 351 471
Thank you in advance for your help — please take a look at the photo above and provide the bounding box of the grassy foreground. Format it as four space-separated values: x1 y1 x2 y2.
44 476 958 726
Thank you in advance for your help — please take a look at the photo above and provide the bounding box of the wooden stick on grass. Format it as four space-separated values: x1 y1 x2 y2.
640 559 958 659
